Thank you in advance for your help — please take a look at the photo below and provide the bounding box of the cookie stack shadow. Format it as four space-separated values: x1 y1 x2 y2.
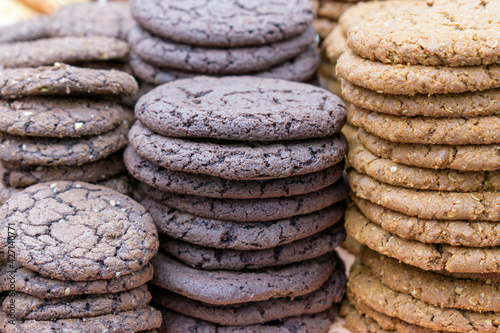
0 64 139 204
127 0 320 95
0 181 161 332
124 76 349 332
335 1 500 331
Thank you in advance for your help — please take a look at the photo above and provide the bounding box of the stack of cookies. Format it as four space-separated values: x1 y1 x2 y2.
0 64 138 204
0 181 161 332
128 0 320 94
124 76 349 332
312 0 355 40
335 0 500 331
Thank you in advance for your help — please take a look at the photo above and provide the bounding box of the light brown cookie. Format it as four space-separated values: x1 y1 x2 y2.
323 25 348 63
358 129 500 171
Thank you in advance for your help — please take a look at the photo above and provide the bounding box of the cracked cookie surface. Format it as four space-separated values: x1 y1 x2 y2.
0 181 159 281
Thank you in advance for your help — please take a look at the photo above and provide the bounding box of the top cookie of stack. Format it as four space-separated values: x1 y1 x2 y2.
337 1 500 331
128 0 320 87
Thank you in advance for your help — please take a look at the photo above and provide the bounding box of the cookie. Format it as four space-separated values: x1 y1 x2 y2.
152 266 345 326
4 285 151 320
0 262 153 299
348 137 500 192
161 224 345 270
0 307 162 333
360 248 500 312
49 2 134 40
313 18 336 39
337 50 500 95
130 25 315 75
350 105 500 145
345 204 500 273
0 16 51 44
140 178 348 222
0 64 138 97
347 0 500 67
158 308 334 333
348 262 500 333
0 181 159 281
353 194 500 248
143 197 345 250
358 129 500 171
317 1 353 21
152 252 334 305
0 97 127 138
130 121 347 180
349 169 500 221
98 174 134 196
130 0 315 47
341 81 500 118
125 147 344 199
3 152 125 187
135 76 345 141
0 115 131 166
323 25 348 63
0 37 129 68
130 45 320 85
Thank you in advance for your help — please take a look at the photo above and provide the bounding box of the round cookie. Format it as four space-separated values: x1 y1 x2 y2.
159 308 334 333
135 76 345 141
49 2 134 40
4 285 151 320
0 262 153 299
360 248 500 312
0 97 127 138
350 105 500 145
0 64 138 97
0 307 162 333
0 16 51 44
313 18 336 39
143 197 345 250
129 121 347 180
130 25 315 74
358 129 500 171
337 50 500 95
342 81 500 118
323 25 348 63
3 152 125 188
0 181 159 281
0 37 129 68
353 194 500 248
345 204 500 273
317 1 354 21
0 115 131 166
349 169 500 221
348 137 500 192
161 224 345 270
130 0 316 47
152 252 335 305
347 0 500 67
125 147 344 199
140 179 348 222
348 262 500 333
152 266 345 326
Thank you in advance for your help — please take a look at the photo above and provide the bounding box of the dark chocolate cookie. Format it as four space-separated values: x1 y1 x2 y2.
152 253 335 305
0 37 129 68
161 224 346 270
4 285 151 320
49 2 134 40
125 147 344 199
0 114 132 166
158 308 334 333
0 97 127 137
135 76 345 141
0 262 153 299
143 197 345 250
0 307 162 333
130 24 315 74
129 121 347 180
0 16 51 44
0 64 138 97
0 181 159 281
152 265 345 326
140 178 348 222
130 0 315 47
